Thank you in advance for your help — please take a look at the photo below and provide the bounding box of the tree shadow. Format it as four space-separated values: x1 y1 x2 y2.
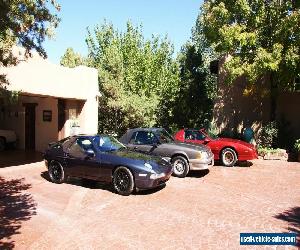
0 177 36 249
274 207 300 247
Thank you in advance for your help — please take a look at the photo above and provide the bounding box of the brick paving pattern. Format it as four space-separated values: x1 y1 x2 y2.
0 158 299 249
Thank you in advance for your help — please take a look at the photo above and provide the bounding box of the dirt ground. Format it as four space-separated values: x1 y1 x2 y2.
0 152 299 249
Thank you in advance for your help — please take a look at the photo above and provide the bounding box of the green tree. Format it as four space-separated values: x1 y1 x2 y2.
172 42 217 129
60 47 84 67
202 0 300 120
169 9 217 130
0 0 60 86
86 21 180 135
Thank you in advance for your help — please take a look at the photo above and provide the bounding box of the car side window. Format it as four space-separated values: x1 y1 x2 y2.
195 131 206 140
129 131 156 145
68 138 94 157
185 130 194 140
185 130 206 140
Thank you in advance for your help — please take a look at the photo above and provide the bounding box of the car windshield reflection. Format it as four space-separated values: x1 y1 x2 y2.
93 135 126 152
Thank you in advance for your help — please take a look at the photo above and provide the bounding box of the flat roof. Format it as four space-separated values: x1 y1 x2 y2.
1 47 100 100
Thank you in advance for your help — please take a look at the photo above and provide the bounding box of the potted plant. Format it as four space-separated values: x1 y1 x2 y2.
294 139 300 162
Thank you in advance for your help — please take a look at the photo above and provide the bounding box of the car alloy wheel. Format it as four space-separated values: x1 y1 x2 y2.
221 148 237 167
171 156 189 178
49 161 66 184
113 166 134 196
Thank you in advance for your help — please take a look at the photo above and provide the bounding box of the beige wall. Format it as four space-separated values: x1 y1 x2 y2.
0 95 58 151
0 48 100 152
0 95 99 152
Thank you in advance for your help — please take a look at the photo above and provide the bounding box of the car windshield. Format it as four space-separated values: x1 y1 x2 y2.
93 135 126 152
155 129 174 143
201 129 218 140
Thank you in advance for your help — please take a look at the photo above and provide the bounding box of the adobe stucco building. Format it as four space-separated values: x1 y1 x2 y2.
0 50 100 152
213 56 300 140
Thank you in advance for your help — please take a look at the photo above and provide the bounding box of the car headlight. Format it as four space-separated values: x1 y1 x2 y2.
195 151 208 159
150 172 166 179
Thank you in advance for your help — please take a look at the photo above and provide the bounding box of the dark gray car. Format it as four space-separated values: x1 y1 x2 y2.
119 128 214 178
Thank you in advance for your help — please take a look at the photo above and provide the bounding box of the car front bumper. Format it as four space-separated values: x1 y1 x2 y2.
135 168 173 190
189 154 214 170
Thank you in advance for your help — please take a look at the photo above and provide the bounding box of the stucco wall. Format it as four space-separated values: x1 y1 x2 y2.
0 95 58 151
213 57 271 135
215 56 300 141
277 92 300 139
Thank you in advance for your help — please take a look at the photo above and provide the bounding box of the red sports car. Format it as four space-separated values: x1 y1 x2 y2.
174 129 258 166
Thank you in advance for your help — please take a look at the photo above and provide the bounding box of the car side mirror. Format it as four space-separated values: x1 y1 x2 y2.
86 149 95 158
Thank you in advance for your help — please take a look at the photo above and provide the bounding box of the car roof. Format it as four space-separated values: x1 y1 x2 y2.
71 134 110 139
126 128 164 133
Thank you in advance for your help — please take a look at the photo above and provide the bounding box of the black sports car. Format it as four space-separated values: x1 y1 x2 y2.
43 135 173 195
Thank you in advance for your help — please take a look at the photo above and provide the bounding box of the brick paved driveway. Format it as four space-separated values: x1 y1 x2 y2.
0 157 299 249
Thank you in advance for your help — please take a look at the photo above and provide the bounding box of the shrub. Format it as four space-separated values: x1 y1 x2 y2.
257 147 281 157
294 139 300 152
257 122 278 148
206 121 219 139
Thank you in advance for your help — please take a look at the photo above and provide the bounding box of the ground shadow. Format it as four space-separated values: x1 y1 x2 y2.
274 207 300 247
40 171 165 196
213 160 253 167
0 177 37 249
187 169 210 178
0 150 43 168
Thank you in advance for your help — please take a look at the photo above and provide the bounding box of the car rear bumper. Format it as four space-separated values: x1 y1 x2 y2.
189 156 214 170
135 169 173 190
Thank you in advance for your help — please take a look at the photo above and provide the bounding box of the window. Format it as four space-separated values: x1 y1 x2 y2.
68 138 94 157
185 130 206 140
130 131 158 145
93 135 125 152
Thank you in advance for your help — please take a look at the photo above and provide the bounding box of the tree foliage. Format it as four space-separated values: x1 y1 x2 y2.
202 0 300 104
172 42 217 129
168 9 217 130
60 47 84 67
86 21 180 135
0 0 60 86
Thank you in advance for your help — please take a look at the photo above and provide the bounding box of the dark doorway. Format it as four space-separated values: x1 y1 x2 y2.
24 103 37 150
58 99 66 140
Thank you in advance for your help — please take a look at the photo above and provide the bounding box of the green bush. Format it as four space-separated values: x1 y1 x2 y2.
257 147 281 157
257 122 278 148
294 139 300 152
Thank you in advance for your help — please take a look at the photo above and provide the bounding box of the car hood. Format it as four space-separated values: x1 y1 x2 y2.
216 138 254 148
163 141 210 152
110 148 162 162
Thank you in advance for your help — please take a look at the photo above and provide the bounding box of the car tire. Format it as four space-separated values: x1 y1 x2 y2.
221 148 237 167
0 137 6 151
113 166 134 196
48 161 66 184
171 156 189 178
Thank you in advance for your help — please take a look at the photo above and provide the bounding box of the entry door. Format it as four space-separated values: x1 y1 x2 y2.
24 104 36 150
58 99 66 140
